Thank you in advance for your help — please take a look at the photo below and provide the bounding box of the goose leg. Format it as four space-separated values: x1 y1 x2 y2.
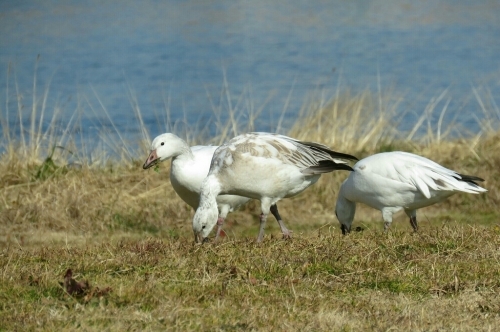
214 217 225 240
409 216 418 232
270 204 292 239
382 209 393 233
405 210 418 232
215 206 231 240
257 213 268 243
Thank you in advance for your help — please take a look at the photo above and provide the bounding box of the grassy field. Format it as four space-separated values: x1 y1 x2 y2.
1 87 500 331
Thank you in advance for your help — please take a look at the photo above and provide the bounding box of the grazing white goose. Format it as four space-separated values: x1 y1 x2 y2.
335 151 487 234
192 132 358 243
142 133 252 239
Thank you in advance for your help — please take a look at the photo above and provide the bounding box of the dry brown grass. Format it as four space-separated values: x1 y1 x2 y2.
2 228 500 331
1 87 500 330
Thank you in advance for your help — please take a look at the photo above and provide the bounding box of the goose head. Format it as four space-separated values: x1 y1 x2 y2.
192 202 219 243
143 133 188 169
192 176 221 243
335 184 356 235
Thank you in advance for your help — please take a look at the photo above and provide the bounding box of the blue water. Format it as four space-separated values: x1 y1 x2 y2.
1 0 500 146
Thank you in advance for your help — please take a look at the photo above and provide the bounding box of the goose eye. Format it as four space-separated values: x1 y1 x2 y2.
161 142 165 146
202 225 206 229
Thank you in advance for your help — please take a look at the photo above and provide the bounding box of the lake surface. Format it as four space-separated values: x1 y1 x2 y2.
1 0 500 147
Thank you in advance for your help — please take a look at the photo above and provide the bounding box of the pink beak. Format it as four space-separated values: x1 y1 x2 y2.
143 150 159 169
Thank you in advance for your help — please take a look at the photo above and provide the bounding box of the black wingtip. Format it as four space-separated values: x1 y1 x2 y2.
301 141 359 161
455 173 485 185
335 163 355 172
305 159 354 174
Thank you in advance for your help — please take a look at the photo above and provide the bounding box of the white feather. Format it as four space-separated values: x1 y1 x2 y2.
193 132 357 242
335 151 487 233
143 133 250 234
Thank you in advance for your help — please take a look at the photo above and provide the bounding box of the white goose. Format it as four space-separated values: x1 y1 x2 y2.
143 133 252 239
335 151 487 234
192 132 358 243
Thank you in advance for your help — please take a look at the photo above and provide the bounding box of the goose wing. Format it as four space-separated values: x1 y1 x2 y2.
216 132 357 174
368 152 486 198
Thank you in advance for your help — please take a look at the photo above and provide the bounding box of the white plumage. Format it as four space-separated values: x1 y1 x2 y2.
192 132 358 242
143 133 251 238
335 151 487 234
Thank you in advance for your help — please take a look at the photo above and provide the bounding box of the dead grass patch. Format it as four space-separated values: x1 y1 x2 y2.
1 82 500 330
